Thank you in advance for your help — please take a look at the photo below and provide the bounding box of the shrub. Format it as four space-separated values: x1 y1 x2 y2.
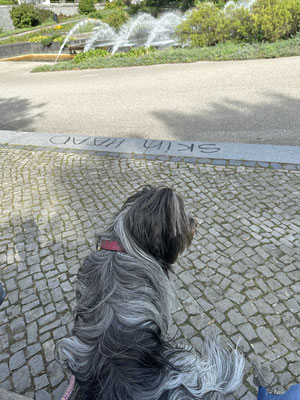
104 0 126 10
285 0 300 36
251 0 294 42
88 10 104 19
0 0 17 4
10 4 40 29
125 46 155 57
127 3 159 17
176 2 229 47
35 8 53 24
103 8 129 29
73 48 109 62
225 3 253 42
78 0 96 15
41 33 63 46
29 35 46 42
57 13 71 23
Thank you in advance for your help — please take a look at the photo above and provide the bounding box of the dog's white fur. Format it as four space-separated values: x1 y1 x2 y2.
56 186 244 400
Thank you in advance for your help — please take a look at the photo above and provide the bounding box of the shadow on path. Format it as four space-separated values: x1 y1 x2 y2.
0 97 45 132
152 92 300 146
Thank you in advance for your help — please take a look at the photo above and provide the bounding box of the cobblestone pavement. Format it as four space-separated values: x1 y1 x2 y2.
0 146 299 400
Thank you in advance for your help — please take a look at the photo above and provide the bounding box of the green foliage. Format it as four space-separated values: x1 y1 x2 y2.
72 46 155 64
104 0 126 10
251 0 295 42
40 33 63 46
286 0 300 36
176 3 229 47
102 8 129 29
225 3 253 41
113 46 156 57
33 33 300 72
78 0 96 15
88 10 104 19
127 3 159 16
10 4 40 29
0 0 17 4
35 8 53 24
73 48 109 63
177 0 300 47
89 3 129 29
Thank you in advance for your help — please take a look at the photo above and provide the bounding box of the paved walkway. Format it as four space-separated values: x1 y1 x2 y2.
0 144 299 399
1 57 299 146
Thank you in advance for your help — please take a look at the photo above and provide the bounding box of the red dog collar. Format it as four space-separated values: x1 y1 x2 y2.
98 240 124 252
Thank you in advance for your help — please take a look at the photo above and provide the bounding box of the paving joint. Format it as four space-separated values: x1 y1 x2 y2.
0 138 299 399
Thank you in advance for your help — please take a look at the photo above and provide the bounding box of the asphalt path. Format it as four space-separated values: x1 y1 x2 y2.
0 56 299 146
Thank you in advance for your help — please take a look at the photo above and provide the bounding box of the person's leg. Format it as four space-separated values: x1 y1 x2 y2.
254 360 300 399
257 384 300 399
0 282 6 305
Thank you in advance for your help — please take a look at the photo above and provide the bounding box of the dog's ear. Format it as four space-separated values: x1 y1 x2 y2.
122 186 197 267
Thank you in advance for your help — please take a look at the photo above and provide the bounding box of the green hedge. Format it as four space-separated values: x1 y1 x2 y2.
176 0 300 47
0 0 17 4
102 8 129 29
10 4 40 29
252 0 300 41
78 0 96 15
73 48 109 62
89 7 130 30
177 3 229 46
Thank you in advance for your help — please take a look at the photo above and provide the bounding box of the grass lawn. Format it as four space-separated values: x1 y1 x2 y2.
32 32 300 72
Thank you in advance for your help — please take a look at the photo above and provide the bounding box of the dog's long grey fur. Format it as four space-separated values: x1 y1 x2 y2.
56 185 244 399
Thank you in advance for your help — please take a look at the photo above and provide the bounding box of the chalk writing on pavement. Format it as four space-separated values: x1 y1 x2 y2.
49 136 221 154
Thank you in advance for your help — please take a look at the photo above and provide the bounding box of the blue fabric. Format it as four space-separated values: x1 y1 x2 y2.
258 384 300 400
0 282 6 305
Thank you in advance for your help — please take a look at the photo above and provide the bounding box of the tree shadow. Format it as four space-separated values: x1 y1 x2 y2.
152 91 300 146
0 97 45 131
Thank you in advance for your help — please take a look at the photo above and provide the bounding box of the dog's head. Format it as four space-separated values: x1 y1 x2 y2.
116 185 197 270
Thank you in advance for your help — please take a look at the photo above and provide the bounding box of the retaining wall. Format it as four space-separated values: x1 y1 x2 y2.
0 40 71 58
0 6 14 31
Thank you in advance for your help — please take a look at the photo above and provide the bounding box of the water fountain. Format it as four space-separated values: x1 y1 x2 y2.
55 18 101 62
55 11 185 62
55 0 258 62
84 21 117 52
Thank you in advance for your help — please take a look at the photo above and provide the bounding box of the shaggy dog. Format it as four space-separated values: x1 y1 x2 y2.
57 185 244 400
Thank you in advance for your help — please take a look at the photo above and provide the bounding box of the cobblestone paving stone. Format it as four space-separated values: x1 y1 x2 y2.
0 147 299 399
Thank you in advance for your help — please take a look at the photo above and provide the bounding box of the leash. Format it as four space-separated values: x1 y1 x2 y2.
97 239 125 253
61 375 75 400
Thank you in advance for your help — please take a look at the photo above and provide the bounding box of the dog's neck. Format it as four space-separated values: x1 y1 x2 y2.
98 239 124 253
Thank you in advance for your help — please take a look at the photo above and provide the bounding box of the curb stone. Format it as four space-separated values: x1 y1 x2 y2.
0 143 299 172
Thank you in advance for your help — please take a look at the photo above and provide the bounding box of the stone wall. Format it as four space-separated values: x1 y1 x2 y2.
36 4 79 16
0 40 74 58
0 6 14 31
